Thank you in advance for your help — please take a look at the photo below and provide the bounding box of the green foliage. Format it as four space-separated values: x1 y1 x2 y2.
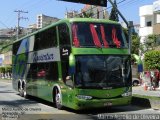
146 34 158 49
140 34 159 54
122 28 128 40
144 50 160 70
5 66 12 73
131 35 140 55
0 67 5 73
0 66 12 73
0 44 12 54
109 0 119 22
80 12 93 18
79 7 94 18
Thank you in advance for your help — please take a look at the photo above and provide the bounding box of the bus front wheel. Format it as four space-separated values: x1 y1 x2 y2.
55 89 63 110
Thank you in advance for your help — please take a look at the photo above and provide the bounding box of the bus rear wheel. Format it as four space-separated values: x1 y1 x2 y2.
55 89 63 110
19 84 27 98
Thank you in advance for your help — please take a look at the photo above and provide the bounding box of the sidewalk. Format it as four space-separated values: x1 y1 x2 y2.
132 85 160 97
132 85 160 110
0 79 12 83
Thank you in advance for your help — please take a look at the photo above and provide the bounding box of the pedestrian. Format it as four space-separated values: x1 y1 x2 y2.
150 71 157 90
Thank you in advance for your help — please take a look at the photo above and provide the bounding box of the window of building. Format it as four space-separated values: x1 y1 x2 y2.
146 21 152 26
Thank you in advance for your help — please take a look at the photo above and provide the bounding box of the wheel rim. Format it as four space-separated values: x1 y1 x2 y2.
133 82 138 86
19 87 23 96
56 93 61 106
23 88 26 97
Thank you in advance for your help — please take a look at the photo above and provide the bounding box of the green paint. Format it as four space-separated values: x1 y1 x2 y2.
72 48 129 55
12 18 131 110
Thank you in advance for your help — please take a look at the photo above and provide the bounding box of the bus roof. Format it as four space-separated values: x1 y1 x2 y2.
13 18 120 44
66 18 119 24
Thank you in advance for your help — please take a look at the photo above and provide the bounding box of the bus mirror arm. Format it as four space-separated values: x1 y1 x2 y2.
66 76 74 88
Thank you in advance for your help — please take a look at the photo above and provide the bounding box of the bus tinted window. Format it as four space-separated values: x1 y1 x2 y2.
72 23 127 48
27 62 58 81
58 24 70 46
34 27 57 51
75 55 131 88
13 41 21 55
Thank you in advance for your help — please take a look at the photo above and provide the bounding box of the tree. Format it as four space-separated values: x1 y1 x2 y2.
80 11 93 18
131 35 140 55
144 50 160 70
109 0 119 22
146 34 158 50
139 34 159 54
122 28 140 55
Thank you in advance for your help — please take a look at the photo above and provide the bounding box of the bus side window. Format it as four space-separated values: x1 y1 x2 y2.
58 24 70 47
45 62 58 81
58 24 71 83
13 41 21 55
34 27 57 51
28 63 38 80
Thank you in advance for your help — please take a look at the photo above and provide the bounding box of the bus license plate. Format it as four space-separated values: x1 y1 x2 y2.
104 102 112 106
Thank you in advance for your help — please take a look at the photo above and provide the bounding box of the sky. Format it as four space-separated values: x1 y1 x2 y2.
0 0 157 29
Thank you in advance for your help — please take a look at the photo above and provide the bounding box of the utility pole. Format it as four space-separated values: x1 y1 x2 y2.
14 10 28 40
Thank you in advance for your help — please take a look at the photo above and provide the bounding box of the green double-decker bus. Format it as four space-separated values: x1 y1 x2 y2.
12 18 132 110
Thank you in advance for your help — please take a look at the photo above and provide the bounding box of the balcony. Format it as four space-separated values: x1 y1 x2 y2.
139 5 153 16
153 23 160 35
139 27 153 37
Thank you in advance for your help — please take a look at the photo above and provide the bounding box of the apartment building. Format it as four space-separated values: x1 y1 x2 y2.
81 4 109 19
37 14 59 29
139 0 160 57
139 0 160 43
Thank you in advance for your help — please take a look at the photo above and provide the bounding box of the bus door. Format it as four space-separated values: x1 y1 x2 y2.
58 23 73 105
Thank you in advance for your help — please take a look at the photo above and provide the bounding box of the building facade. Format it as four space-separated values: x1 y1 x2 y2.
81 5 109 19
37 14 59 29
65 5 109 19
139 0 160 57
65 10 79 18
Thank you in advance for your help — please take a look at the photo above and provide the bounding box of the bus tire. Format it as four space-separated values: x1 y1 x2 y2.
18 81 23 97
22 84 27 98
18 88 22 97
55 88 63 110
19 82 27 98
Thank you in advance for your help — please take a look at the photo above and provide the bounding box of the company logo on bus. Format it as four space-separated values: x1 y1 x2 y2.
28 48 60 63
33 53 54 62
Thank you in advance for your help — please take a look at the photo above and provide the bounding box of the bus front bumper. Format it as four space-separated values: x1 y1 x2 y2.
72 96 132 110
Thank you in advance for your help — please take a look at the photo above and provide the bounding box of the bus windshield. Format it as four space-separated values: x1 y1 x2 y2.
72 22 127 48
75 55 131 89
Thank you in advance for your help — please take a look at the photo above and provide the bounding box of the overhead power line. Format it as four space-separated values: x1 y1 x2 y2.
0 20 9 29
92 0 127 18
14 10 28 39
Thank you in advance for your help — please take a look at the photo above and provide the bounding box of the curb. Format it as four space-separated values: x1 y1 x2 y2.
0 79 12 83
131 96 151 108
132 96 160 110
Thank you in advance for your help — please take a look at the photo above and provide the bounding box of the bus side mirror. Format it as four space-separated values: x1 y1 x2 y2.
66 76 74 88
69 54 75 74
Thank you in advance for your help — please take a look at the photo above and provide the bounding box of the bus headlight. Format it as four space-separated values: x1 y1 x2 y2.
121 92 132 97
77 95 92 100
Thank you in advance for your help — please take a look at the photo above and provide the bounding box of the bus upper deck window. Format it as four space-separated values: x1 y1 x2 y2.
72 24 80 47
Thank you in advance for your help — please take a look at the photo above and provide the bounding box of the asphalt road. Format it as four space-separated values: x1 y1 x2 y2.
0 80 160 120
